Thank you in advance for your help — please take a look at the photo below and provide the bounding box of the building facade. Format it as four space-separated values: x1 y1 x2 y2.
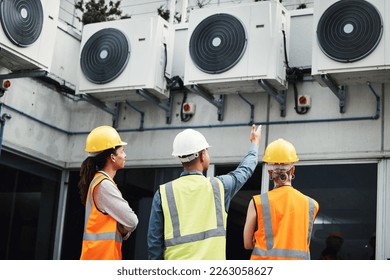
0 0 388 260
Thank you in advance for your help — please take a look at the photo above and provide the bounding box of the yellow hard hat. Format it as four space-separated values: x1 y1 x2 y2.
262 138 299 164
85 125 127 153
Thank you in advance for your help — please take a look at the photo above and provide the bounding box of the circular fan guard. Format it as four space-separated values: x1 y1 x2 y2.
80 28 130 84
0 0 44 47
317 0 383 62
189 13 247 74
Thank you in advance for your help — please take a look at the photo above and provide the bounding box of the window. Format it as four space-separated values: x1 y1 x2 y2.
0 151 61 259
296 163 377 260
216 162 377 260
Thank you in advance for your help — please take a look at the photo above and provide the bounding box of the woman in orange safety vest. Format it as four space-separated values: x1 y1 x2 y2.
78 126 138 260
243 138 319 260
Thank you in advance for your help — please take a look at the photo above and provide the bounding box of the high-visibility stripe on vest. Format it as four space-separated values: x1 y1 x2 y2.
251 186 318 260
80 173 123 260
160 175 227 260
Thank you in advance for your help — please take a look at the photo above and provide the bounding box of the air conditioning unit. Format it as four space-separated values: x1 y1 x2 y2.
184 1 289 95
312 0 390 86
0 0 60 71
77 16 174 102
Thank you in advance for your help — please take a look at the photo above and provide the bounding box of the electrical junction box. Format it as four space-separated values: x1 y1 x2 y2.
298 95 311 108
182 102 196 115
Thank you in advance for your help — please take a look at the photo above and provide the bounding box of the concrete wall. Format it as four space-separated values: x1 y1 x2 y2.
0 76 72 166
1 0 389 169
68 4 389 169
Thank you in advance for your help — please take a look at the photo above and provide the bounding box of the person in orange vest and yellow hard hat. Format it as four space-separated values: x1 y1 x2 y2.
243 138 319 260
79 125 138 260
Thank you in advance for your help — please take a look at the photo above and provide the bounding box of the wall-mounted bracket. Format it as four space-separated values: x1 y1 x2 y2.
39 72 121 126
186 84 225 121
258 79 286 117
0 70 48 80
136 89 173 124
238 93 254 125
0 103 12 157
367 82 380 120
0 70 123 126
320 74 346 113
78 94 119 126
125 101 145 131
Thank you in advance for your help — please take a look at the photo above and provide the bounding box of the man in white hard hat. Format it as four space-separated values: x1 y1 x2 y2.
147 124 262 260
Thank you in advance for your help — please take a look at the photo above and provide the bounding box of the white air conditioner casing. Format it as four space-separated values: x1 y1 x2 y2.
184 1 289 95
0 0 60 71
77 16 174 102
312 0 390 86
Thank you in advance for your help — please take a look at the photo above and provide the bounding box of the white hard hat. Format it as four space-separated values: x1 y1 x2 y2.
172 129 211 159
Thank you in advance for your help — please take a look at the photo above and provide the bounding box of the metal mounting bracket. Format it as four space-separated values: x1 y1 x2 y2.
0 70 48 80
0 70 121 120
78 94 119 126
320 74 346 113
367 82 380 120
0 70 124 126
125 101 145 131
136 89 173 124
0 103 12 157
238 93 254 125
186 84 225 121
258 79 286 117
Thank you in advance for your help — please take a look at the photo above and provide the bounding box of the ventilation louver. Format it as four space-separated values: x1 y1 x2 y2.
80 28 130 84
189 13 247 74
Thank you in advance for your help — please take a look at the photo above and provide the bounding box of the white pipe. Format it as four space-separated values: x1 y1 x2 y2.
181 0 189 23
169 0 176 24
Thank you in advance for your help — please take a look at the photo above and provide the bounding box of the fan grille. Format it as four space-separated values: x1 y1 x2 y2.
0 0 43 47
189 13 247 74
80 28 130 84
317 0 383 62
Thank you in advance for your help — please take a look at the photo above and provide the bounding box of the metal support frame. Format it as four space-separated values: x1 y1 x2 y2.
186 84 225 121
0 70 48 79
258 79 287 117
0 103 12 157
136 89 173 124
78 94 119 126
238 93 254 125
125 101 145 131
367 82 380 120
0 70 121 123
39 72 120 121
78 94 117 116
320 74 346 113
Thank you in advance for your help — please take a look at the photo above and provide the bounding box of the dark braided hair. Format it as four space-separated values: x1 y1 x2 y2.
78 148 116 205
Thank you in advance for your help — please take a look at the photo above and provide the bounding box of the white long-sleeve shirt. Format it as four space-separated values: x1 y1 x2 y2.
93 171 138 234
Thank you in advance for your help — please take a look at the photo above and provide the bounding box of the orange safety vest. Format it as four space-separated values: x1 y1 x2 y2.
80 173 123 260
251 186 319 260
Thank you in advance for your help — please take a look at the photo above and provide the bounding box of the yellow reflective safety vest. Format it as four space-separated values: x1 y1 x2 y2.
251 186 319 260
80 173 123 260
160 175 227 260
